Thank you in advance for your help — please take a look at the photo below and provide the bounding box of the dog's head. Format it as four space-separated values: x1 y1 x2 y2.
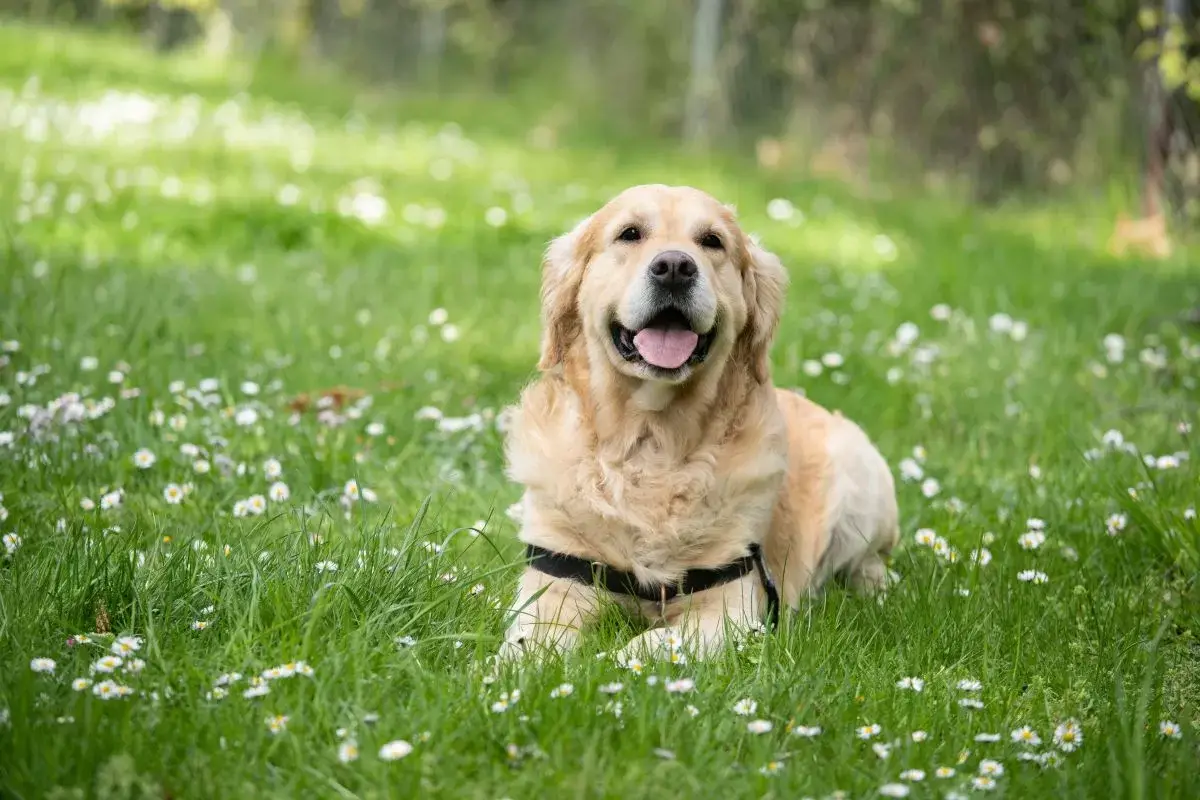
537 184 787 388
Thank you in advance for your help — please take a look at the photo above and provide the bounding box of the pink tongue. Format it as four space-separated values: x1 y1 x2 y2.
633 327 699 369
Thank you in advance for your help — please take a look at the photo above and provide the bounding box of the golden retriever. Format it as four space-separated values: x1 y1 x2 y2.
500 184 898 661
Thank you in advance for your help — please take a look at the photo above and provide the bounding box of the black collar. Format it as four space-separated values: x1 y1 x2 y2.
525 542 781 628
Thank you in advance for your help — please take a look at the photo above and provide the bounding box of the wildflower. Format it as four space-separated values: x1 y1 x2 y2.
971 776 997 791
599 682 624 694
896 676 925 692
72 678 92 691
243 678 269 699
793 725 822 737
821 352 844 368
214 672 242 686
1159 720 1182 739
235 408 259 427
1017 570 1049 584
265 714 289 734
921 478 941 498
194 459 211 474
338 739 359 763
978 759 1004 777
3 533 21 555
91 656 122 674
857 723 882 739
80 498 96 511
92 680 127 699
1053 719 1083 752
879 784 910 798
974 733 1000 743
163 484 184 504
263 458 283 480
1018 531 1046 550
934 767 956 779
30 658 56 674
395 635 417 648
191 620 208 631
910 730 928 742
550 683 574 698
1010 726 1041 746
246 495 267 515
429 308 449 326
1106 514 1127 536
959 698 985 710
899 769 925 782
759 761 783 776
133 449 156 469
957 679 983 692
315 560 339 574
914 528 937 546
732 698 757 716
268 482 290 502
379 740 413 761
665 678 694 693
100 490 122 510
624 658 644 674
685 705 700 717
746 719 773 734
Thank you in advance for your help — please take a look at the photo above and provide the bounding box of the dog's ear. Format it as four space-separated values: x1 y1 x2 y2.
739 235 789 383
537 215 594 371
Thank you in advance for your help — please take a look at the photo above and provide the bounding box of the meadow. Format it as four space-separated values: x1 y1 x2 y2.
1 20 1198 800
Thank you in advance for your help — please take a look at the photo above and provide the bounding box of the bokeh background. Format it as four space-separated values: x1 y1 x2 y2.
7 0 1200 217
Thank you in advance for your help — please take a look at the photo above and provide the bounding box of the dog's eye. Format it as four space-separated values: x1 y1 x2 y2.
699 232 724 250
617 226 642 243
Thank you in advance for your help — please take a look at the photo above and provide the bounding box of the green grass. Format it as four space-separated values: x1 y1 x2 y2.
2 19 1200 800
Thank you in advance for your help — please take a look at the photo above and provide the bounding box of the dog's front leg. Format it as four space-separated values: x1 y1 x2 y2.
499 567 597 662
617 574 764 662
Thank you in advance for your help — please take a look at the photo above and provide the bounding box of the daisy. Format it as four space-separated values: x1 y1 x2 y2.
792 725 822 738
214 672 243 686
1018 531 1045 550
970 548 992 567
914 528 937 546
1010 726 1041 746
263 458 283 479
234 408 258 427
910 730 928 742
758 761 783 776
732 698 757 716
72 678 92 691
899 769 925 782
747 719 773 734
856 723 882 739
971 776 997 791
91 656 122 674
112 636 142 655
896 676 925 692
344 480 361 501
599 682 624 694
1053 719 1083 752
665 678 694 693
1106 514 1127 536
872 742 892 759
133 449 156 469
957 679 983 692
921 478 941 498
624 658 644 674
879 783 910 797
978 759 1004 777
243 678 269 699
3 533 21 555
246 495 267 515
268 482 289 502
934 767 956 779
191 620 209 631
315 561 339 574
550 683 574 698
1159 720 1182 739
193 459 211 474
685 705 700 717
163 484 184 504
378 740 413 761
265 714 289 734
959 698 985 710
123 658 146 674
974 733 1000 743
338 739 359 763
100 490 122 510
207 688 228 700
1017 570 1049 584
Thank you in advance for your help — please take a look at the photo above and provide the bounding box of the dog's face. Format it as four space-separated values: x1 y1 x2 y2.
538 184 787 387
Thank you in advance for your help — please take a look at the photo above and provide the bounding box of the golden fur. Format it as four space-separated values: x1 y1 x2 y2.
500 184 899 661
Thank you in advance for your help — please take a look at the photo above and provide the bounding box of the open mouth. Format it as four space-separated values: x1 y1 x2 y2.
610 307 715 371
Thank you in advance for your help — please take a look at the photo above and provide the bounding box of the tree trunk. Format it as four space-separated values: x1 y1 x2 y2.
684 0 724 145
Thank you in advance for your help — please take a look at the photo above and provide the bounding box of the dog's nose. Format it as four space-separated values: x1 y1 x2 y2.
648 251 697 290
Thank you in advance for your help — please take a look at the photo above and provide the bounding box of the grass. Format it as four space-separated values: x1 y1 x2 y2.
1 19 1199 800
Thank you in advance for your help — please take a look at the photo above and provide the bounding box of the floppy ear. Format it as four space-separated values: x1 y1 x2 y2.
537 216 594 371
740 236 789 383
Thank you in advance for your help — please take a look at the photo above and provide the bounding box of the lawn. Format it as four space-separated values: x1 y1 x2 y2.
1 20 1199 800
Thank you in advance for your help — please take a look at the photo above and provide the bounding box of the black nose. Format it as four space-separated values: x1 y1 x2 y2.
648 250 697 290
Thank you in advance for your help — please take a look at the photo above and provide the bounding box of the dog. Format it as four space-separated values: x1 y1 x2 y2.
499 184 898 662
